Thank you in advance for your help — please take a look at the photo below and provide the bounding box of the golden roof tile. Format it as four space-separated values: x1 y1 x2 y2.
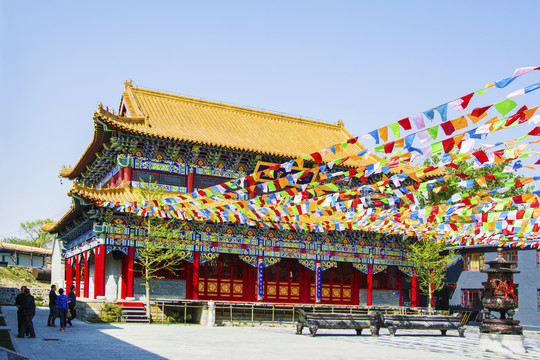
105 83 378 165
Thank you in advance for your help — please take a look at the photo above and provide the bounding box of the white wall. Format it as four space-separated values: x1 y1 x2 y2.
51 238 65 287
104 253 122 301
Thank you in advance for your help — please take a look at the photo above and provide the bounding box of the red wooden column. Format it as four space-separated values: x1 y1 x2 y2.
120 253 128 299
126 246 135 299
75 255 81 297
94 244 106 299
187 168 194 193
83 252 90 298
367 264 373 306
65 258 73 290
430 283 434 308
192 250 200 300
411 267 419 307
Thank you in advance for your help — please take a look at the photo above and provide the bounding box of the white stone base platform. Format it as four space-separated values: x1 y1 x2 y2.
478 333 526 354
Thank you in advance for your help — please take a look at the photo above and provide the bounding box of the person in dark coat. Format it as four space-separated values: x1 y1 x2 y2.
20 288 36 338
67 285 76 327
15 286 27 338
47 284 58 327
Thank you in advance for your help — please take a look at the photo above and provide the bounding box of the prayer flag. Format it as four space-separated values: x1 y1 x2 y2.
411 114 425 129
423 109 435 121
379 126 389 142
369 130 380 144
398 117 412 130
441 121 456 136
471 105 491 117
436 104 448 122
494 99 517 116
389 123 400 139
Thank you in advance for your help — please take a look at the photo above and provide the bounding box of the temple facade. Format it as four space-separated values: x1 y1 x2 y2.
44 82 421 307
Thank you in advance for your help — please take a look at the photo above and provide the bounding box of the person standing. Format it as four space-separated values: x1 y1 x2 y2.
67 284 76 327
20 288 36 338
15 286 27 338
47 285 58 327
56 288 70 332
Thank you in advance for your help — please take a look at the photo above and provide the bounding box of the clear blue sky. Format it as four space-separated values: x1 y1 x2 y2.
1 0 539 239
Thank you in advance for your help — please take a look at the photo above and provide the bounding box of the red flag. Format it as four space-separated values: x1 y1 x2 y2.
384 141 395 154
472 150 489 164
528 127 540 136
310 152 323 164
512 195 524 204
441 121 456 136
347 137 359 144
471 105 491 117
398 118 412 130
442 138 455 153
460 93 474 110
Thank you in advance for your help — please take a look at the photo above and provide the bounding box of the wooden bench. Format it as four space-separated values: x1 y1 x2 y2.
383 313 465 337
296 309 382 337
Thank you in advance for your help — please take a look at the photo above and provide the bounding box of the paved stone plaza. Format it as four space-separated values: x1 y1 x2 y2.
3 306 540 360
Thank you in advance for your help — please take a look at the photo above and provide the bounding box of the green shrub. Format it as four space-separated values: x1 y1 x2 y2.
34 295 45 306
100 302 123 322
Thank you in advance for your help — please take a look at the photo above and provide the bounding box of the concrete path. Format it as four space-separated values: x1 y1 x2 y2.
3 306 540 360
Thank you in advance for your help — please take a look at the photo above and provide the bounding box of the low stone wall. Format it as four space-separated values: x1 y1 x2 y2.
77 299 107 321
0 286 50 305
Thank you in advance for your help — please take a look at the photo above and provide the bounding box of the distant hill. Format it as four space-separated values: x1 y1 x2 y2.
0 265 50 288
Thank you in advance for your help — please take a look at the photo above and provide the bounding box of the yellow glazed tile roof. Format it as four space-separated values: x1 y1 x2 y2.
103 82 377 165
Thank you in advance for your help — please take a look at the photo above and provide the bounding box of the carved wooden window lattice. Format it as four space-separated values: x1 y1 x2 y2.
463 253 485 271
461 288 484 309
502 250 518 270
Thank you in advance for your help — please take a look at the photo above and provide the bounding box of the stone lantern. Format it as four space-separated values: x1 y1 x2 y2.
478 248 524 354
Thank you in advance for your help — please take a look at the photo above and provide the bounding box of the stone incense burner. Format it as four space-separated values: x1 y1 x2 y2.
480 248 522 335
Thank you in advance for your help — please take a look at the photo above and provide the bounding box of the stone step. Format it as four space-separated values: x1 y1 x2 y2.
124 318 150 323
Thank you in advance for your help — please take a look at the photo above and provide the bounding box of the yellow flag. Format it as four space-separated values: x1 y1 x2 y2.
467 111 488 124
476 177 487 188
451 116 469 131
379 126 388 143
523 106 539 119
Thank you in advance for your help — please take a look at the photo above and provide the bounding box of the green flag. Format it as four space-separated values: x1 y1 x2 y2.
389 123 400 139
494 99 517 117
428 126 439 140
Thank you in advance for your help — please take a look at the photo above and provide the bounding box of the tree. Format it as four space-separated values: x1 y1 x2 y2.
2 219 55 248
420 153 531 207
135 179 184 322
409 237 456 311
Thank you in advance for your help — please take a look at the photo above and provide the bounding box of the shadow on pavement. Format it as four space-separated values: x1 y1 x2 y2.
3 306 167 360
